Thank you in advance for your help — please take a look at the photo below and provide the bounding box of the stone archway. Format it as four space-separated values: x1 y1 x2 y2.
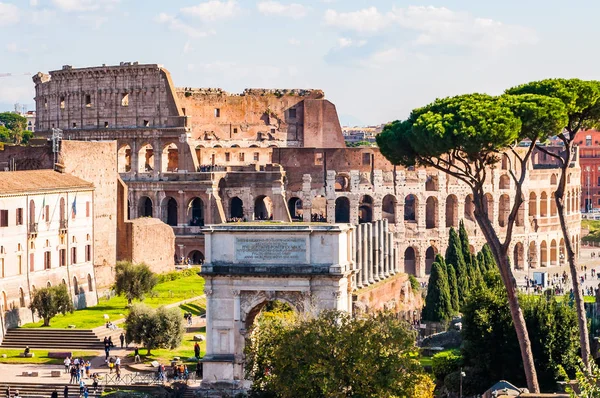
335 197 350 223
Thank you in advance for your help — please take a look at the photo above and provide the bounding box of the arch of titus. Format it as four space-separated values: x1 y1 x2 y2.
201 224 360 384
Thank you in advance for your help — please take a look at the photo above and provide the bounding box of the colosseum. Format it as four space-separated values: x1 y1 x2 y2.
32 63 582 282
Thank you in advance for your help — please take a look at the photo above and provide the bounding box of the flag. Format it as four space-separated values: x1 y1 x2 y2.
40 197 45 221
71 196 77 218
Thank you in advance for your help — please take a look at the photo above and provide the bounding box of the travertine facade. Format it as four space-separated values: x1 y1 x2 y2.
0 170 98 340
32 63 581 282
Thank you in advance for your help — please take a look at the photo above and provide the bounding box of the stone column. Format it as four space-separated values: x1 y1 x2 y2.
388 232 395 275
233 290 241 322
367 223 375 284
362 224 369 286
204 287 213 355
383 219 390 277
327 199 336 224
356 223 363 288
153 139 161 180
379 221 386 279
130 140 138 176
373 222 380 282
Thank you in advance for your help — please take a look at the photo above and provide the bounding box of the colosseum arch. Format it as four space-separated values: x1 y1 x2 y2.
465 194 475 222
550 173 557 185
550 192 557 216
513 243 524 270
540 241 548 267
559 238 565 262
118 144 132 173
445 195 458 228
254 195 273 220
404 194 417 222
162 142 179 172
312 196 327 222
483 193 494 224
288 197 303 220
515 197 525 227
161 197 178 226
187 197 205 226
382 195 396 223
498 194 510 227
138 143 154 172
501 154 509 170
499 174 510 190
528 192 537 217
335 197 350 223
188 250 204 264
425 196 438 229
139 196 153 217
404 247 417 275
540 192 548 217
334 174 350 192
425 246 437 274
230 197 244 219
550 239 558 266
359 195 374 224
528 241 537 268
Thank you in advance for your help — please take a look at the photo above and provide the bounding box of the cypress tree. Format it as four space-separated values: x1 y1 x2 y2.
459 220 472 268
422 261 453 322
447 263 460 312
446 228 469 304
482 244 497 271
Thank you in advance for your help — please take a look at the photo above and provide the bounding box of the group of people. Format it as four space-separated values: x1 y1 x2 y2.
183 312 194 326
227 217 246 223
310 213 326 222
197 165 226 172
62 355 99 397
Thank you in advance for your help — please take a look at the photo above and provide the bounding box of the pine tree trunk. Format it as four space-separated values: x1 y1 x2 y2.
554 144 591 367
473 196 540 393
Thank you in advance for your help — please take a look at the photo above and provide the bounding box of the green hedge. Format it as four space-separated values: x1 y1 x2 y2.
156 268 198 284
432 349 462 381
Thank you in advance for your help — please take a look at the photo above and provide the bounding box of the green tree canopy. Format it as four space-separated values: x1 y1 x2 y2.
422 262 453 322
29 284 74 327
124 304 185 355
446 263 460 313
245 310 434 398
114 261 158 305
0 112 27 131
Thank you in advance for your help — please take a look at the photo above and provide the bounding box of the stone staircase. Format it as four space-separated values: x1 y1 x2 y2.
0 329 104 350
0 382 104 397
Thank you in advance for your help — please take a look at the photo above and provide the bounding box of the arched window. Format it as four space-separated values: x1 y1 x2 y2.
87 274 93 292
382 195 396 223
404 247 417 275
445 195 458 227
288 197 303 220
425 196 438 229
188 198 204 226
404 195 417 222
139 196 153 217
335 197 350 223
230 197 244 219
254 196 273 220
358 195 373 224
19 288 25 308
73 276 79 296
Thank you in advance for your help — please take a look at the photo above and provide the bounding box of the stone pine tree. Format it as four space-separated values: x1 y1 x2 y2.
446 263 460 313
507 79 600 368
422 262 453 322
445 228 469 305
377 92 568 392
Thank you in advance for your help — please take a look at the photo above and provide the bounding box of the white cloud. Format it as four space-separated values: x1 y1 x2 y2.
30 0 39 6
51 0 119 12
337 37 366 48
6 43 29 54
324 7 392 33
0 3 20 26
0 83 33 104
324 5 538 51
156 13 215 38
77 14 107 29
257 1 308 19
181 1 240 22
31 8 57 25
183 41 193 54
288 38 301 46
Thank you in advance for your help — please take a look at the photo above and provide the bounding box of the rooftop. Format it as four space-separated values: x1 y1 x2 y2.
0 170 93 195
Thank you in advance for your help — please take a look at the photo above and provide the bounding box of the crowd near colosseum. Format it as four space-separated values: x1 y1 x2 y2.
31 62 582 282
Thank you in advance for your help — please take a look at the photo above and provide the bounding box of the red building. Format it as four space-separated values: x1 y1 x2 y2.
576 130 600 212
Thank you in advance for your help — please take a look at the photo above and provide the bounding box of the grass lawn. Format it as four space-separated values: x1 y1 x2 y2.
582 220 600 243
180 298 206 316
553 294 595 303
419 348 460 369
22 275 205 329
0 349 98 364
130 330 206 371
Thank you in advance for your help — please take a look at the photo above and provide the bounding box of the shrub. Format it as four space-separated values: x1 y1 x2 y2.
432 350 462 381
409 274 420 291
156 268 198 283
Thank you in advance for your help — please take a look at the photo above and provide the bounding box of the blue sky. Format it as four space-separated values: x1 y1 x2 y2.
1 0 599 125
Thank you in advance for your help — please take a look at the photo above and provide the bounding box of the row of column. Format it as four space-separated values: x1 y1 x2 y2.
354 219 398 290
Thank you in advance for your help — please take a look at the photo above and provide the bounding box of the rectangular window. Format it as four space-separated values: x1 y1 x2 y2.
16 208 23 225
104 121 109 128
289 108 296 119
597 176 600 187
85 245 91 262
239 153 245 162
233 128 238 134
214 108 220 117
60 97 65 109
314 152 323 166
86 201 91 217
85 95 92 107
18 255 22 274
44 98 48 108
71 247 77 265
29 253 34 272
362 153 371 165
225 152 230 162
271 128 276 135
0 210 8 227
72 122 77 128
254 152 259 161
45 205 49 222
143 120 149 127
121 93 129 107
0 258 3 278
44 251 51 270
59 249 66 267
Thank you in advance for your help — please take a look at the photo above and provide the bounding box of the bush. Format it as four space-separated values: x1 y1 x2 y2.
409 274 420 291
432 350 462 381
156 268 197 283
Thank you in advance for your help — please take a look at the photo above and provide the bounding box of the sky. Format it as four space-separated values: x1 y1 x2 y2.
1 0 599 126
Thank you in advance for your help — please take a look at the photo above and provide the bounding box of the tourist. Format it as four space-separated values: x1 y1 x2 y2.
108 336 114 348
51 389 58 398
194 342 200 359
115 356 121 373
134 346 141 363
92 374 99 393
196 360 202 380
70 365 78 384
23 346 29 355
108 357 115 373
13 390 19 397
83 387 89 398
5 387 10 397
119 332 125 348
79 379 86 396
63 385 68 398
85 360 91 378
64 356 71 373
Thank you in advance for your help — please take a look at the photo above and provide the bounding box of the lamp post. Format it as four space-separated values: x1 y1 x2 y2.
460 368 466 398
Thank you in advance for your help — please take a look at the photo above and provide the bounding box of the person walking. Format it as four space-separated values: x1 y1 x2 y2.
119 332 125 348
194 342 200 359
70 366 78 384
64 356 71 373
63 385 69 398
115 356 121 373
83 387 89 398
85 360 91 378
134 346 141 363
51 389 58 398
79 379 86 396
